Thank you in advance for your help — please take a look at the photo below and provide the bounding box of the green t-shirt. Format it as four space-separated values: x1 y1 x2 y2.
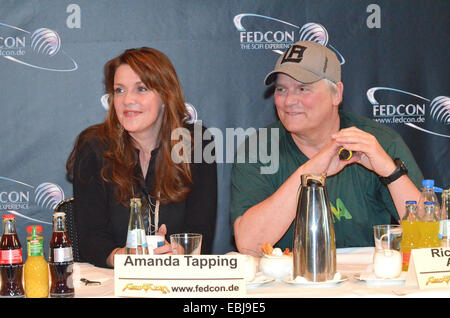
230 110 423 249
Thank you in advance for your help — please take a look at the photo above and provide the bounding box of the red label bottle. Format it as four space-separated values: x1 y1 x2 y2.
0 215 25 298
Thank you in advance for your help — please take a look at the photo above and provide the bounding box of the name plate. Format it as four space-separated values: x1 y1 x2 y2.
114 254 246 298
406 247 450 289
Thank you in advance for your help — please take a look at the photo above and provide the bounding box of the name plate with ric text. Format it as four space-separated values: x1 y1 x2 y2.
406 247 450 289
114 254 246 298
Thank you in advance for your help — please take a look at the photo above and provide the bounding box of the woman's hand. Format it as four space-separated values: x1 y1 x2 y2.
106 246 126 267
106 224 173 266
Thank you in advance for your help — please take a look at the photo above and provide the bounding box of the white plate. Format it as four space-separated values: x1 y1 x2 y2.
354 272 407 286
282 275 348 288
246 274 275 288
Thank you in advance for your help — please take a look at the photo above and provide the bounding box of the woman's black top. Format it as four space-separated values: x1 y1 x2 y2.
72 124 217 268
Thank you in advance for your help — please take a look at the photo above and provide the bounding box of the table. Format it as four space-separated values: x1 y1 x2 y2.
72 247 450 298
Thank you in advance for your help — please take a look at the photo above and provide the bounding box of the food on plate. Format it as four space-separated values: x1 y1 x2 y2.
261 242 292 256
259 245 293 280
261 242 273 255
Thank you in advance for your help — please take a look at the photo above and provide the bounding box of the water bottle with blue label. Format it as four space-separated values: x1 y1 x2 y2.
126 198 149 255
417 180 441 219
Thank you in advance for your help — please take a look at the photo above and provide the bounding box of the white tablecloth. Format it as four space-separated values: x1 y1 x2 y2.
72 247 450 298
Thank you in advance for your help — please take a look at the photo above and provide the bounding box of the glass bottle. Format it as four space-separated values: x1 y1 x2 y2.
126 197 149 255
49 212 74 298
417 179 441 219
418 201 440 248
439 190 450 247
400 201 419 271
0 215 25 297
24 225 49 298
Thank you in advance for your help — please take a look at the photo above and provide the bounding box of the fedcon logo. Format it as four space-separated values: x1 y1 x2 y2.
367 87 449 138
233 14 345 64
100 94 199 124
0 21 77 72
0 176 65 224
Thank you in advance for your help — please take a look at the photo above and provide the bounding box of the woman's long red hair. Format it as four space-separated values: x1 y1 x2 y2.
67 47 192 205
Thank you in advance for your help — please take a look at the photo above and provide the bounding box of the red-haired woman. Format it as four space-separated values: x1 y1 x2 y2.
67 48 217 268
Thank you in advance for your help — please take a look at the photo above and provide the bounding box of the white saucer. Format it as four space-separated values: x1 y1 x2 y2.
282 275 348 288
354 272 407 286
246 273 275 289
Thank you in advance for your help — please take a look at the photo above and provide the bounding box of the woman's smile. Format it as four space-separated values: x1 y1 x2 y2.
123 110 142 117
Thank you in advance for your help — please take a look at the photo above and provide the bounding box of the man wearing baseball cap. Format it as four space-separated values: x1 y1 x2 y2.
230 41 423 253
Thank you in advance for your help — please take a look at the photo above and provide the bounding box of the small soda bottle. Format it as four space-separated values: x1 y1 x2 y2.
419 201 440 248
49 212 74 298
24 225 49 298
400 201 419 271
0 215 25 297
126 198 149 255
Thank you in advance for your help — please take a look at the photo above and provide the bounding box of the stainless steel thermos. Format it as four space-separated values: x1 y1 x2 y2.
293 174 336 282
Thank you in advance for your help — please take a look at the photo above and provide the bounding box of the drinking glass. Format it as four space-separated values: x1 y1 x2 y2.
373 224 403 278
170 233 202 255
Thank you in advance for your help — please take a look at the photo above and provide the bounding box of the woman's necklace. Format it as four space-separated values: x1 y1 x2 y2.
147 192 160 235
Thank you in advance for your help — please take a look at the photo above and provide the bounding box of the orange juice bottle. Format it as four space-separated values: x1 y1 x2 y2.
400 201 419 271
24 225 49 298
419 202 441 248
